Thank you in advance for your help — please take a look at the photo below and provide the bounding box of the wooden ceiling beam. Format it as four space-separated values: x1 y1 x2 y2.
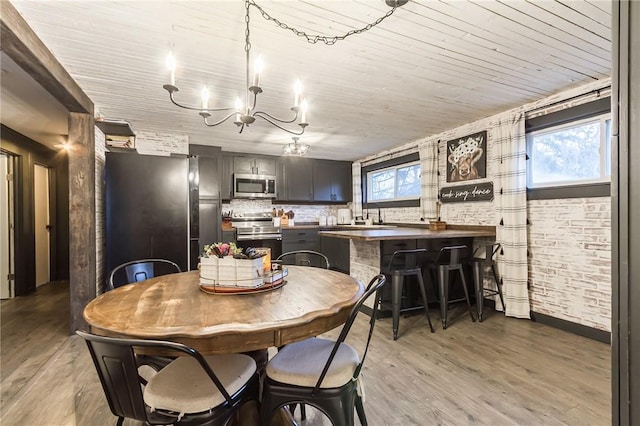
0 1 93 115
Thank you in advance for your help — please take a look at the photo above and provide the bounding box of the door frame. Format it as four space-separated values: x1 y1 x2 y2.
33 162 51 286
0 152 16 298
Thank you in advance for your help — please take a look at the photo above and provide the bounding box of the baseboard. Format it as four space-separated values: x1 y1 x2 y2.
361 305 391 319
531 311 611 344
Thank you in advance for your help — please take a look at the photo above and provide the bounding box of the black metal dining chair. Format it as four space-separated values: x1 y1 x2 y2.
260 274 386 426
275 250 330 269
77 331 260 426
107 258 181 290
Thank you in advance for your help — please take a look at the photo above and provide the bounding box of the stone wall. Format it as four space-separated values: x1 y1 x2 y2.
223 199 348 223
95 127 106 294
528 197 611 330
349 240 381 309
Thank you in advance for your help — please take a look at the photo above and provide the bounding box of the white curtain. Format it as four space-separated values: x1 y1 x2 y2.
352 162 363 220
419 138 439 220
494 113 531 318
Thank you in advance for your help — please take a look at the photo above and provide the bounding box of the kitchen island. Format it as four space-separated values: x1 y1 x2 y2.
319 225 496 313
318 226 496 241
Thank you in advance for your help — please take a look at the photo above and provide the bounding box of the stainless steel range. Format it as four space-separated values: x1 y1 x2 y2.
231 211 282 258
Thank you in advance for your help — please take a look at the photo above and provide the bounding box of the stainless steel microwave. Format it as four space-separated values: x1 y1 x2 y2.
233 174 277 198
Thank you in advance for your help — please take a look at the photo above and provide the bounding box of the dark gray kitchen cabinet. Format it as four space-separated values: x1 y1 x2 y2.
313 160 352 202
320 235 350 274
281 157 313 201
197 156 221 198
221 155 233 200
233 155 277 176
282 228 319 253
282 228 325 267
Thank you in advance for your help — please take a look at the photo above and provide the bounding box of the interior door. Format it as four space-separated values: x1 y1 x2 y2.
0 153 14 298
34 164 50 286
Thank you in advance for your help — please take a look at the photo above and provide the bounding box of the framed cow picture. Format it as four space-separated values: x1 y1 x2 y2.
446 130 487 183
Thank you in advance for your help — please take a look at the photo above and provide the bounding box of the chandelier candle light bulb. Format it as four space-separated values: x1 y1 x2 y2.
166 52 176 86
201 86 209 111
253 55 263 87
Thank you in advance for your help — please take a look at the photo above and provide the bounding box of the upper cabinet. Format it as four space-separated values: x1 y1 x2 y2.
220 151 351 203
221 155 234 200
233 156 277 176
280 157 314 201
312 160 352 203
197 156 221 199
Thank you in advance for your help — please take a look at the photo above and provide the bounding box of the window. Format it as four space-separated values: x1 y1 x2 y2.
367 161 421 202
361 152 421 208
525 96 611 199
527 113 611 188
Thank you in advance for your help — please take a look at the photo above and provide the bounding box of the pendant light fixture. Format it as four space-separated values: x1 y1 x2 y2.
162 0 406 135
282 137 310 156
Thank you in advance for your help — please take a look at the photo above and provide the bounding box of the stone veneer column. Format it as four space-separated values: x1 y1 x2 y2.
68 112 96 332
349 240 381 309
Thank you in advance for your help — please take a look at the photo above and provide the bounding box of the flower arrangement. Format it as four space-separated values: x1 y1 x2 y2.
202 242 242 258
199 242 267 289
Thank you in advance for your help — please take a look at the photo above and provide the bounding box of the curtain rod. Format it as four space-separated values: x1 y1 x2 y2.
361 144 418 166
525 85 611 117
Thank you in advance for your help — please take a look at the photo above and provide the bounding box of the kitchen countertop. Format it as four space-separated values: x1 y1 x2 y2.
318 226 496 241
281 223 396 230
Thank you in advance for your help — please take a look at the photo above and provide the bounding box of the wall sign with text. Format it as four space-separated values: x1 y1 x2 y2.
439 182 494 203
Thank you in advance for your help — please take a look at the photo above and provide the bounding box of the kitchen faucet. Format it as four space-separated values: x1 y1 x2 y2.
377 204 383 224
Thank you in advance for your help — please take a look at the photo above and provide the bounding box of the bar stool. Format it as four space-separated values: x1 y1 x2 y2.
427 245 476 329
383 248 435 340
471 243 505 322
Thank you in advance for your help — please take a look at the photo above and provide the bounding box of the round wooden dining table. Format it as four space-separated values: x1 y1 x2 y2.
83 266 364 354
84 266 364 425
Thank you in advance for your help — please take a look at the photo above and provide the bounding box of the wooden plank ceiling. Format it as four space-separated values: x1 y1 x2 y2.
8 0 611 161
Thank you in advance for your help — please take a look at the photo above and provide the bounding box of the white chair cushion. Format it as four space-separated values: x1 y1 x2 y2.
144 353 256 415
266 337 359 388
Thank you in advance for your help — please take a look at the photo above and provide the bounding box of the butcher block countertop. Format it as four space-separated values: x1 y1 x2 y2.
318 225 496 241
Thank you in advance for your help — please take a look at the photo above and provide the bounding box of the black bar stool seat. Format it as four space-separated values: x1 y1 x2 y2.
382 249 434 340
471 243 505 321
427 245 476 329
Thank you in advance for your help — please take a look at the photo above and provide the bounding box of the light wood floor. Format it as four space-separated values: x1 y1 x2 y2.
1 282 611 425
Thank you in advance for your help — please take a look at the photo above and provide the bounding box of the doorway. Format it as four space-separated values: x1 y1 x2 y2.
34 164 50 287
0 153 15 299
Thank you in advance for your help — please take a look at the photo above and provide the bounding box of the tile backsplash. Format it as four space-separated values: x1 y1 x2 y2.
223 199 350 223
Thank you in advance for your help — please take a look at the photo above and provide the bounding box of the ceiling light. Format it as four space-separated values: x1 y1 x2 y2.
163 0 308 135
162 0 404 136
283 137 309 156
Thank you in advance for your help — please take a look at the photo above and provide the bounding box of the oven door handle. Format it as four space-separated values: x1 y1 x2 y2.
236 234 282 241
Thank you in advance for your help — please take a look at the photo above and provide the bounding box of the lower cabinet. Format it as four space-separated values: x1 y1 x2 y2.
378 238 475 314
281 228 323 267
320 236 350 274
282 228 319 253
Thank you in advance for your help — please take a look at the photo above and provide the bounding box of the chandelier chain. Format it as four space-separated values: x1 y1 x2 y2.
245 0 251 53
249 0 400 45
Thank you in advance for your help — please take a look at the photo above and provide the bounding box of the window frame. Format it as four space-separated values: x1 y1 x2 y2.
526 113 611 188
362 152 421 208
525 96 611 200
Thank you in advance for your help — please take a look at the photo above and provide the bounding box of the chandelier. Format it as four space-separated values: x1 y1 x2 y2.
283 137 309 156
162 0 406 135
